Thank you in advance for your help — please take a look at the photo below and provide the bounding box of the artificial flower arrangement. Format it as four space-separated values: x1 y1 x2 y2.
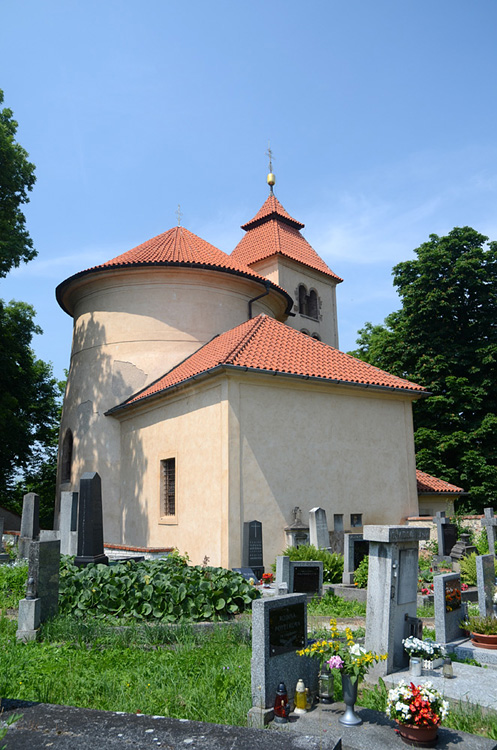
402 636 443 660
297 618 387 681
386 681 449 728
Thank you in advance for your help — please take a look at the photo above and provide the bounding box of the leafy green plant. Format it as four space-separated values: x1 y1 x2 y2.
58 555 259 623
459 552 497 587
353 556 368 588
474 529 497 556
0 561 28 609
462 615 497 635
272 545 343 583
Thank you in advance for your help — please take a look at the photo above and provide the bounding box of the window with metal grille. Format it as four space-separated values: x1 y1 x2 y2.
161 458 176 516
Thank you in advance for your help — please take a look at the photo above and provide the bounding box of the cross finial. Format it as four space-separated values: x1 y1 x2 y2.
176 204 183 226
266 141 276 195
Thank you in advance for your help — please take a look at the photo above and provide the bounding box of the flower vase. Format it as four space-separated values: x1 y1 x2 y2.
396 722 438 747
339 673 362 726
409 657 422 677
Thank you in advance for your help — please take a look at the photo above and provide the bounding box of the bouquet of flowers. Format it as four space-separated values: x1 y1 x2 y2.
297 618 386 682
261 572 273 585
386 681 449 727
402 636 443 660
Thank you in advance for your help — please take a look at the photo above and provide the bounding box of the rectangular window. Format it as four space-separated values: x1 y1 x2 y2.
161 458 176 517
333 514 344 532
350 513 363 528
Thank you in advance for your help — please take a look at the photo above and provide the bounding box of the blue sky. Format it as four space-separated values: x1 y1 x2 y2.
1 0 497 381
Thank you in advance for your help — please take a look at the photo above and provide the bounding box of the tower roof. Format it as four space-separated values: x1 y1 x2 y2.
232 195 342 281
109 314 425 413
56 226 293 315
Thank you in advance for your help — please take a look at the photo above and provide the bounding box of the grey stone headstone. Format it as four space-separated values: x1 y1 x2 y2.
28 539 60 621
275 555 290 592
59 491 79 556
16 598 41 641
482 508 497 556
18 492 40 558
434 572 465 644
309 507 329 549
243 520 263 579
364 524 430 677
75 472 108 567
251 593 318 714
476 554 495 618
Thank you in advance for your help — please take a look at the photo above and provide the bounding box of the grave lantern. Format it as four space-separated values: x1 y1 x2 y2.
273 682 289 723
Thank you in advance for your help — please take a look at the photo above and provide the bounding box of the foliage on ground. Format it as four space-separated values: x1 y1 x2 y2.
0 561 28 610
0 616 252 726
58 554 259 622
307 592 367 617
273 545 343 583
460 552 497 587
353 555 368 588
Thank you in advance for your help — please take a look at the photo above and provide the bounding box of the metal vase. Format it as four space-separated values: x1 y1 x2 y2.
339 673 362 726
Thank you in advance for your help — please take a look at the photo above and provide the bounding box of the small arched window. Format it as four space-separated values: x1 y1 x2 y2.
311 332 321 341
298 284 308 316
300 328 310 336
308 289 318 320
61 429 73 483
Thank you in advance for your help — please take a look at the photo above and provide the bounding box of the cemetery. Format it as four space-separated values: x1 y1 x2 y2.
2 492 497 748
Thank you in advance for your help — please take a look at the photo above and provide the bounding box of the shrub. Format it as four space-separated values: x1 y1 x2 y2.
353 555 368 588
58 554 259 622
273 545 343 583
460 552 497 587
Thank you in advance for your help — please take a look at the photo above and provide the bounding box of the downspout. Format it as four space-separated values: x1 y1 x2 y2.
248 280 271 319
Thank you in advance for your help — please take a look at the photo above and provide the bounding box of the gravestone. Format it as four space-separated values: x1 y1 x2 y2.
476 554 495 618
248 593 319 728
434 572 465 644
74 472 108 568
291 562 322 596
450 533 476 562
0 516 9 562
434 511 457 561
284 507 309 548
308 507 329 549
275 555 290 595
482 508 497 556
232 567 259 582
243 520 263 580
342 533 369 585
18 492 40 559
59 491 78 556
17 538 60 641
364 525 430 677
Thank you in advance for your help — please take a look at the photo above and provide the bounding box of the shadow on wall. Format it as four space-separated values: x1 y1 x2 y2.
55 314 149 547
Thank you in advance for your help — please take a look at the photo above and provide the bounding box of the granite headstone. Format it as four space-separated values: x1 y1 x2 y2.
476 554 495 618
74 472 108 568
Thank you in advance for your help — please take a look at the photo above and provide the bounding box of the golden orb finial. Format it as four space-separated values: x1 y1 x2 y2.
266 142 275 194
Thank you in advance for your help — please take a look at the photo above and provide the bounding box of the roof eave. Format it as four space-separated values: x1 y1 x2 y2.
56 261 294 317
106 363 428 417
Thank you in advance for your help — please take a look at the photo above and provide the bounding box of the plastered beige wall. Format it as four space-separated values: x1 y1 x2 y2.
56 266 286 522
113 382 227 559
417 495 455 517
227 376 419 569
249 256 339 347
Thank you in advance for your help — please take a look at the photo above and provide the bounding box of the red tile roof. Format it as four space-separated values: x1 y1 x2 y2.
232 195 342 281
112 314 425 411
416 470 464 494
56 226 293 315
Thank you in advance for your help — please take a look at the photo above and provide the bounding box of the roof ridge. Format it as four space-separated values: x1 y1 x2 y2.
224 315 266 364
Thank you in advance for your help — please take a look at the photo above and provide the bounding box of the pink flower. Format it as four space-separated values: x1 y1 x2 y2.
327 655 344 670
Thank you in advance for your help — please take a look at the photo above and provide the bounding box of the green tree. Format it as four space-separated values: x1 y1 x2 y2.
0 89 36 276
350 227 497 512
0 90 59 526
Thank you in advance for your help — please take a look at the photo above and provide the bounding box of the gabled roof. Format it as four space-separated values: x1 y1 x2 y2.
416 470 464 495
109 314 425 413
56 226 293 315
232 195 342 281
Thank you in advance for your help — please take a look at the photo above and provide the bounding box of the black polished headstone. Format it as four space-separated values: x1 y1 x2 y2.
269 601 306 656
243 520 263 578
441 523 458 556
74 472 108 568
292 565 320 595
353 539 369 569
28 538 60 621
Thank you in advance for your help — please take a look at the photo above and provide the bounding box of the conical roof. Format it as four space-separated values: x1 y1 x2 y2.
232 196 342 281
110 314 425 412
56 226 293 315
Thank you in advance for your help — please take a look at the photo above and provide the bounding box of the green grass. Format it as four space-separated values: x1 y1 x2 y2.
307 593 367 617
0 615 252 725
0 561 28 610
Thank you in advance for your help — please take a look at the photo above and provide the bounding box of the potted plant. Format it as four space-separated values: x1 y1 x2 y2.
402 636 444 674
461 614 497 649
297 618 386 726
386 680 449 745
